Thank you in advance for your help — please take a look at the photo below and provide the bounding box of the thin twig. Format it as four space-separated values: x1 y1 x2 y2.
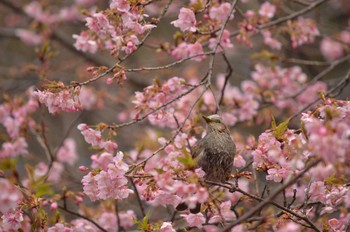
115 200 123 232
129 178 146 218
58 205 107 232
217 51 234 110
125 51 213 72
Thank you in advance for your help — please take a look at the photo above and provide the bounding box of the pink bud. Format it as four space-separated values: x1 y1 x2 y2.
106 77 114 85
75 196 83 204
79 166 88 171
127 41 133 48
86 66 94 72
50 202 58 211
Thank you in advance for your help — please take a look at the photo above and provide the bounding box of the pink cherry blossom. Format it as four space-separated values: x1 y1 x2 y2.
73 33 98 53
266 168 289 182
160 222 176 232
171 8 197 32
1 209 24 231
77 123 103 147
230 224 247 232
48 223 72 232
209 29 233 51
98 212 117 231
119 210 136 229
110 0 130 12
320 37 344 61
71 219 98 231
35 88 82 114
91 152 114 169
79 87 101 110
288 17 320 48
86 12 115 36
308 181 326 202
328 214 350 231
0 137 28 158
220 201 236 221
24 2 56 24
121 35 139 55
187 42 206 61
209 3 234 23
81 172 99 201
261 30 281 50
340 30 350 44
82 152 133 201
56 138 78 166
15 29 43 45
181 213 205 229
274 222 300 232
171 42 205 61
203 225 219 232
0 179 23 213
47 162 64 183
259 1 276 18
233 155 246 168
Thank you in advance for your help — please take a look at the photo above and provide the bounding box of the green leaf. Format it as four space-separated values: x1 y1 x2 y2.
271 115 277 130
324 174 347 185
34 182 54 197
271 116 290 141
0 158 17 170
177 150 196 169
134 215 150 231
26 165 54 197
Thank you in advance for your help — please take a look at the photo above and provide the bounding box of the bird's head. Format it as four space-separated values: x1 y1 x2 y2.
202 114 228 133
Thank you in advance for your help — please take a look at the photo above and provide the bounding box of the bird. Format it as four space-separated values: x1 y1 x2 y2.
176 114 236 213
192 114 236 183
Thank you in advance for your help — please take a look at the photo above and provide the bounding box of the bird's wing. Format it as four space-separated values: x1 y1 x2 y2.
191 138 205 159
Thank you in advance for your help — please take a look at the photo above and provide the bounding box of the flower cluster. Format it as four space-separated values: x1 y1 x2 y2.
81 151 133 201
252 129 307 182
171 8 197 32
132 77 191 128
35 85 101 114
73 1 155 55
301 100 350 164
77 123 118 152
251 64 327 112
320 37 344 61
0 88 38 158
35 87 82 114
286 17 320 48
171 42 206 62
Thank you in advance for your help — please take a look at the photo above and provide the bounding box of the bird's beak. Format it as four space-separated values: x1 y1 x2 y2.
202 115 211 123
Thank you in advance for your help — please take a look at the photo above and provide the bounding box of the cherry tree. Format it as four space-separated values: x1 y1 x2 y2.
0 0 350 231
